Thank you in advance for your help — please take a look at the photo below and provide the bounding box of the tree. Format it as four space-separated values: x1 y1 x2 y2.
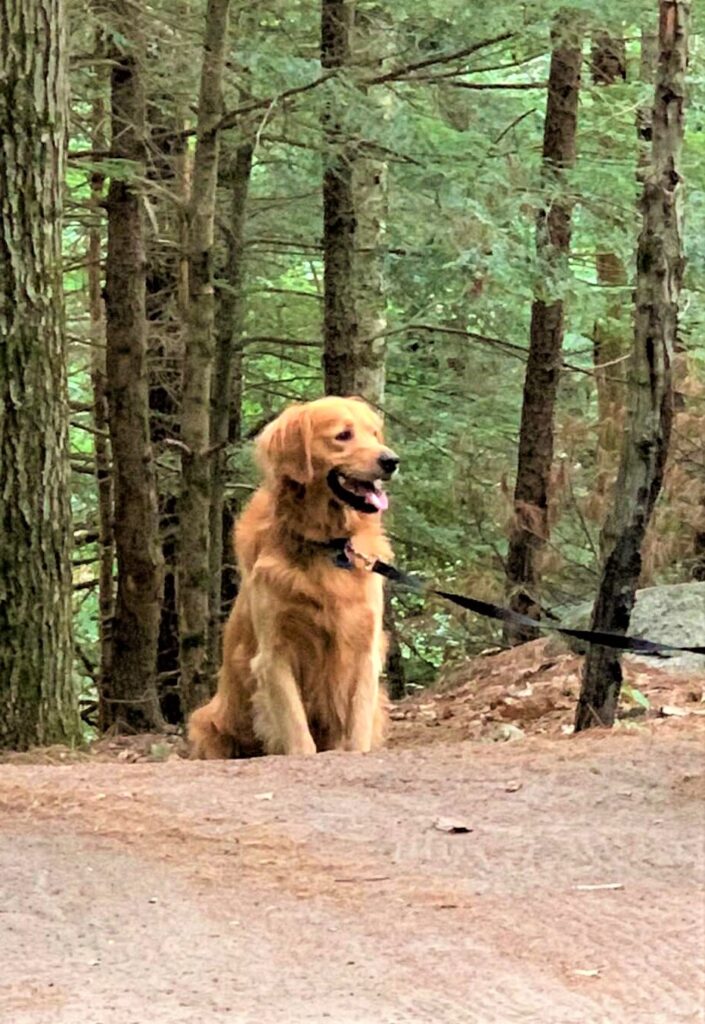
320 0 390 403
88 33 114 704
145 73 192 722
0 0 80 748
42 0 705 711
321 0 358 396
178 0 232 714
349 4 392 406
209 133 255 667
591 30 628 488
504 13 582 645
576 0 688 732
103 3 165 731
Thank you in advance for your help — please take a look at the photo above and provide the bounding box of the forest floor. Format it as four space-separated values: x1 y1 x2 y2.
1 642 704 1024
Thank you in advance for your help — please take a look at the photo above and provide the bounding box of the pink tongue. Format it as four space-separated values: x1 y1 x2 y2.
367 488 388 512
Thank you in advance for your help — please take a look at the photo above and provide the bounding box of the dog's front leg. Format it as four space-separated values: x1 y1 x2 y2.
344 650 382 752
251 650 316 755
343 583 387 753
249 580 316 756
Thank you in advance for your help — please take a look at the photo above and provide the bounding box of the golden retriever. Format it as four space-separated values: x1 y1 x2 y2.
188 395 399 757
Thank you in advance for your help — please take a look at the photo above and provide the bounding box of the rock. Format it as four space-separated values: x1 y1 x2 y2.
546 582 705 675
481 722 526 743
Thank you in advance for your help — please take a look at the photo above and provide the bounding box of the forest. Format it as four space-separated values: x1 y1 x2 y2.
0 0 701 749
3 2 705 1020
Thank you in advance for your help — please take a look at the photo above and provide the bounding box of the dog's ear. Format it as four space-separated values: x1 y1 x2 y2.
256 404 314 484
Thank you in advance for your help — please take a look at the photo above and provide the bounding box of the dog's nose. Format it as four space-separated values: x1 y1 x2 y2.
378 450 400 476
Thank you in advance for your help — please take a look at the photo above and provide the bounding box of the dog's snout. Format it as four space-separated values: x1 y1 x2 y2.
378 450 400 476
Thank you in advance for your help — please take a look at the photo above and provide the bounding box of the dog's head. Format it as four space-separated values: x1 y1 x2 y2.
257 396 399 514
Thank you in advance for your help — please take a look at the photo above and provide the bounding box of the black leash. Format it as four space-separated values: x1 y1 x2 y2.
326 538 705 658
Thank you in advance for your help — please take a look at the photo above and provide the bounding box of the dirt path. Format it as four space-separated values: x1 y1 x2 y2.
1 726 704 1023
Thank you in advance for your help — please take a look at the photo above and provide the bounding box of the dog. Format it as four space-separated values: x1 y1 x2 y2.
188 395 399 758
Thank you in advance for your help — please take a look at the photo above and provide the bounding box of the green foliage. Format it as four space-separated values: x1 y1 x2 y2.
624 686 650 710
64 0 705 696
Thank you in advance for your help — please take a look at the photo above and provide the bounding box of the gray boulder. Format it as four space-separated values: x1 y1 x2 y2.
547 581 705 675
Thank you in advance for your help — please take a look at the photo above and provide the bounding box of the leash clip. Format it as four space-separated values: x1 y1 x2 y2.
344 541 376 572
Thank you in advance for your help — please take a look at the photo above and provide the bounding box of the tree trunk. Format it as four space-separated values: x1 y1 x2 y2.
321 0 390 405
321 0 357 395
178 0 231 714
89 37 114 702
383 592 406 700
103 5 165 732
0 0 80 749
591 33 628 486
145 89 190 723
208 138 254 668
350 150 388 406
504 15 582 645
575 0 687 732
350 5 391 406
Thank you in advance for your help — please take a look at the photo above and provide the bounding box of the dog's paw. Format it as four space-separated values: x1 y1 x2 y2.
287 733 317 756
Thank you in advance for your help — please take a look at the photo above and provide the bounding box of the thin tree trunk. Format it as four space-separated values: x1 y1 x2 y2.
178 0 231 714
350 153 388 405
0 0 80 749
89 37 114 700
350 5 390 406
504 15 582 645
145 90 189 723
590 30 626 87
593 253 628 424
103 5 165 731
575 0 687 732
321 0 390 404
383 592 406 700
209 137 254 668
591 33 628 482
321 0 357 395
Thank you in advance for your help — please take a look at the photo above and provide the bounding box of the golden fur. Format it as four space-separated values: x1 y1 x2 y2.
188 396 396 758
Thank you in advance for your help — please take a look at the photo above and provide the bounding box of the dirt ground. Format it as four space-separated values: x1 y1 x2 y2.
1 651 704 1023
390 637 705 746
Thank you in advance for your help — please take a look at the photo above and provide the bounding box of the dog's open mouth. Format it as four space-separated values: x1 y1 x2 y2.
327 470 389 514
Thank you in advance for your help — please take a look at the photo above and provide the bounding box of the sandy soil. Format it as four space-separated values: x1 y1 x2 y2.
1 714 704 1023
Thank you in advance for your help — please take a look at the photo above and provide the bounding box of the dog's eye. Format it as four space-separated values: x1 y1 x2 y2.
335 429 353 442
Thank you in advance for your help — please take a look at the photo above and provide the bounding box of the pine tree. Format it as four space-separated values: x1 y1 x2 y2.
0 0 80 749
178 0 232 713
103 2 165 730
504 13 583 645
576 0 688 731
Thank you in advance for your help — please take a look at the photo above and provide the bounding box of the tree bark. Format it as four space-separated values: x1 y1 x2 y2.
209 137 254 668
0 0 80 749
321 0 357 395
145 86 190 723
103 4 165 731
591 32 628 483
575 0 687 732
321 0 390 405
350 5 390 406
89 35 114 703
504 14 582 645
383 592 406 700
178 0 231 714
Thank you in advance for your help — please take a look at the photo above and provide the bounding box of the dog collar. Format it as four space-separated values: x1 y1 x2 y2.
312 536 355 569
